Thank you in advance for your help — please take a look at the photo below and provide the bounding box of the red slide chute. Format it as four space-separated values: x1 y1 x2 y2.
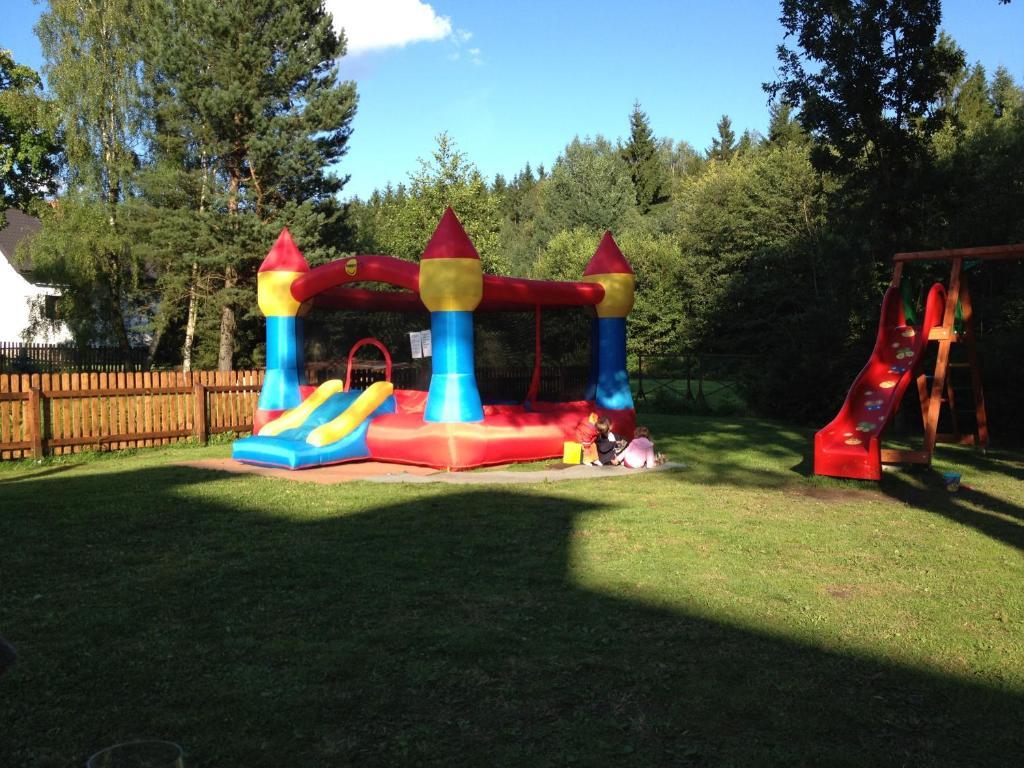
814 283 947 480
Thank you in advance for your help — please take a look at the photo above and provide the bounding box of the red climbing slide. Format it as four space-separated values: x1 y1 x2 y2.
814 282 947 480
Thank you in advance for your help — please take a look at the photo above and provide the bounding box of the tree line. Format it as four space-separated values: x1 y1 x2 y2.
348 2 1023 423
1 0 1022 426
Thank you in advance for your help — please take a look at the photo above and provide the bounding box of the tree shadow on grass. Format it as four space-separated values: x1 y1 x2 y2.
0 465 74 484
879 467 1024 552
0 466 1021 766
652 414 816 489
782 424 1024 533
954 447 1024 483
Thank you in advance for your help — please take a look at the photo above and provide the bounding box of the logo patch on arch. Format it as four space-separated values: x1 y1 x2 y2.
345 258 358 277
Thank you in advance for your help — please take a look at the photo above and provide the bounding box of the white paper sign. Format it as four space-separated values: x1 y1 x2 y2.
409 331 423 359
420 329 432 357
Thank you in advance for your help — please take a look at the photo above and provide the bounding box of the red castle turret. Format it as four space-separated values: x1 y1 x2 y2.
421 207 480 260
584 231 634 276
259 228 309 273
258 229 308 318
419 207 483 313
582 231 634 318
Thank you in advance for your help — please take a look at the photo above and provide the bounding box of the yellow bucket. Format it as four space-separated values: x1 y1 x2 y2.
562 441 582 464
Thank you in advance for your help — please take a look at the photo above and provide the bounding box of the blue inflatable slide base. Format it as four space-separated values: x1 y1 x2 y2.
232 390 396 470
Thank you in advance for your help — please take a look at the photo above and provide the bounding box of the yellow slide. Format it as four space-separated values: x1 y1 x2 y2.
258 379 345 436
306 381 395 447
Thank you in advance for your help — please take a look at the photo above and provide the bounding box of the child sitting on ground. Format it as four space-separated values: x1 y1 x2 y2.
593 416 623 466
574 413 600 465
618 426 662 469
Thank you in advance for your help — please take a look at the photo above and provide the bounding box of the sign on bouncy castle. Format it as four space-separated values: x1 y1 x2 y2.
232 208 636 470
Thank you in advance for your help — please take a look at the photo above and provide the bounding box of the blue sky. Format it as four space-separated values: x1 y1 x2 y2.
3 0 1022 200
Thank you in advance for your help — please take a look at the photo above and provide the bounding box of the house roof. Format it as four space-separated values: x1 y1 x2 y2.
0 209 41 277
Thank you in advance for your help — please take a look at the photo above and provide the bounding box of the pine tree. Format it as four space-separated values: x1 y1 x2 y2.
954 64 994 133
708 115 737 161
143 0 357 369
621 101 667 212
991 66 1023 118
499 163 535 225
736 129 760 155
494 162 544 275
767 101 805 146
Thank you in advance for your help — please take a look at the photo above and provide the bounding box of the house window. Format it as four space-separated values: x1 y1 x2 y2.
43 295 59 321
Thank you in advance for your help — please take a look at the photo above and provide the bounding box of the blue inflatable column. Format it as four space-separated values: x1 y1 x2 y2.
582 231 635 411
595 317 633 410
258 316 305 413
253 229 310 433
418 208 485 424
585 317 600 402
425 311 483 422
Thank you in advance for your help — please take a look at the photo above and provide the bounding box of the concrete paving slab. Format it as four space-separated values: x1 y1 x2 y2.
176 458 684 485
176 458 439 484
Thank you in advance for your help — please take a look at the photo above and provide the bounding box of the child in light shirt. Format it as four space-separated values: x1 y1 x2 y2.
618 426 659 469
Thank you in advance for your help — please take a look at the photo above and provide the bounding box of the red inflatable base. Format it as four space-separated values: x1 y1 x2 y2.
366 399 636 470
253 385 318 435
253 408 284 435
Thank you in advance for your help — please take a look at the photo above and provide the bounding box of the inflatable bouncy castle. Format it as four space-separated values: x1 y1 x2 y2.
232 208 636 470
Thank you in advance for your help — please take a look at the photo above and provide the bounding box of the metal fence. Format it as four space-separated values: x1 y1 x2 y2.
0 343 149 373
306 360 590 404
634 352 760 413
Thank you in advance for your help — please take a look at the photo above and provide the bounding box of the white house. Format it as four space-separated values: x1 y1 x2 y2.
0 209 72 344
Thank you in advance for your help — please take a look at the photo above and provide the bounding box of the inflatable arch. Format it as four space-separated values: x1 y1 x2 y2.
233 207 636 470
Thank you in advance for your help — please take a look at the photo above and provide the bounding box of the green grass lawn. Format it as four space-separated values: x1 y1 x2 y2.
1 414 1022 766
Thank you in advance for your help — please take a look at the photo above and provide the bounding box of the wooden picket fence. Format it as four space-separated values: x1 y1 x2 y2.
0 369 263 460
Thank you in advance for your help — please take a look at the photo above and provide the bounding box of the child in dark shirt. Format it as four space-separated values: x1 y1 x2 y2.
593 416 625 465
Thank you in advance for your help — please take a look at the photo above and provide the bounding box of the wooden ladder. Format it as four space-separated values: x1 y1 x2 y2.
877 244 1021 469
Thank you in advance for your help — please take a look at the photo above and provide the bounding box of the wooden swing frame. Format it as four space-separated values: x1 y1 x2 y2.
881 243 1024 468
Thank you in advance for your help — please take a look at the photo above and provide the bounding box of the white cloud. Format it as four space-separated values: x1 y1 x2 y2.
326 0 453 56
445 27 483 66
